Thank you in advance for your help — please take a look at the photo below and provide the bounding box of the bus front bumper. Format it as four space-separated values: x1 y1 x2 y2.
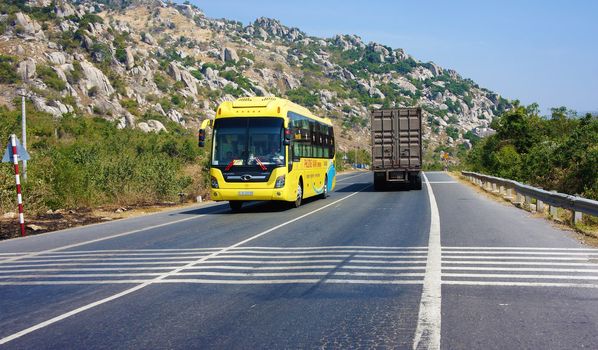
211 188 290 202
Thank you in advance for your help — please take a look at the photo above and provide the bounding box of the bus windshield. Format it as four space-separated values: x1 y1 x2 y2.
212 117 285 167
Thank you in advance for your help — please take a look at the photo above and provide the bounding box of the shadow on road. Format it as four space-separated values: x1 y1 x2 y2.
176 197 327 215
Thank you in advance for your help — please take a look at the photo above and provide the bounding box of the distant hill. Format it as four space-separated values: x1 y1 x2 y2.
0 0 511 152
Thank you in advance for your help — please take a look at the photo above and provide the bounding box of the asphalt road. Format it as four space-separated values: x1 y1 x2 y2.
1 171 597 349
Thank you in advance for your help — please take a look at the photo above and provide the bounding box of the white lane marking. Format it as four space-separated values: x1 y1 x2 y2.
442 273 598 281
442 281 598 288
7 256 210 263
443 267 598 273
0 266 428 274
0 267 179 273
0 212 222 264
443 256 597 261
230 246 428 250
427 181 457 184
0 261 199 268
0 183 371 345
0 271 426 279
413 173 442 350
10 252 426 264
17 252 598 265
443 251 598 256
443 261 598 267
207 254 430 259
336 172 366 182
9 246 427 255
0 279 425 286
0 259 428 270
443 247 598 251
174 271 425 277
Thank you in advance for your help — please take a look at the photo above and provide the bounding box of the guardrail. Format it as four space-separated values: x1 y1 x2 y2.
461 171 598 225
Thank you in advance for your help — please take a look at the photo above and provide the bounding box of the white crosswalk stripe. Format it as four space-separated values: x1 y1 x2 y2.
3 246 598 288
442 246 598 288
0 246 428 286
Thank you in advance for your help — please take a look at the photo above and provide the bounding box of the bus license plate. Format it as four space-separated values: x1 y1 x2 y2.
238 191 253 196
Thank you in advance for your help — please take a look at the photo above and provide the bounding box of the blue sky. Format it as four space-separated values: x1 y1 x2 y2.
191 0 598 114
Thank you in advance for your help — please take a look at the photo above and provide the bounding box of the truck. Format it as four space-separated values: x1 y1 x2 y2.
371 107 423 191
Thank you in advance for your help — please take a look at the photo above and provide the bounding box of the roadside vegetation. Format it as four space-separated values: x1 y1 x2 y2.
0 106 209 216
464 103 597 200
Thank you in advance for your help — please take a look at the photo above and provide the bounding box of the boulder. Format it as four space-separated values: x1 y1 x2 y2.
282 73 300 90
252 85 268 96
125 47 135 69
167 109 183 123
17 59 36 80
368 86 385 99
168 62 198 95
222 47 239 63
14 12 45 39
204 67 218 81
80 61 115 96
142 32 157 46
55 2 76 18
47 52 67 65
138 120 167 133
148 120 167 132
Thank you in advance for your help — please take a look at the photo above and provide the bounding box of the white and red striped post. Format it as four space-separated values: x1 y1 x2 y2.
10 134 26 236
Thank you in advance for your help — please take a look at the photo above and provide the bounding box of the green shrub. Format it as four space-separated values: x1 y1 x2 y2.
1 109 204 213
0 55 19 84
154 73 169 92
37 64 66 90
286 87 320 107
67 61 83 84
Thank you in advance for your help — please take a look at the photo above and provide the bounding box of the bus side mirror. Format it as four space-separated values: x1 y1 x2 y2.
198 129 206 147
284 128 291 146
198 119 213 148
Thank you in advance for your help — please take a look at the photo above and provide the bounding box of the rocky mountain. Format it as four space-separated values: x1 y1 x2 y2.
0 0 511 153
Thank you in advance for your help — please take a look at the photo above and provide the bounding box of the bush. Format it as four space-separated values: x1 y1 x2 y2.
0 55 19 84
67 61 83 84
286 87 320 107
465 105 598 200
37 64 66 91
154 73 169 92
0 109 204 213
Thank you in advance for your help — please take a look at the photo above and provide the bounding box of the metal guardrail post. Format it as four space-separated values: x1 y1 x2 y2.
536 199 545 213
460 171 598 227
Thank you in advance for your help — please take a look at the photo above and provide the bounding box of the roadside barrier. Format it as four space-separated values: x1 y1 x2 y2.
461 171 598 225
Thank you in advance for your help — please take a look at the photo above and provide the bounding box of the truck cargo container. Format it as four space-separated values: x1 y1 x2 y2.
371 108 422 190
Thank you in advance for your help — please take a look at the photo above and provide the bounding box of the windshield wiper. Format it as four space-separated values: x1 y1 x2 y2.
255 157 267 171
224 159 237 171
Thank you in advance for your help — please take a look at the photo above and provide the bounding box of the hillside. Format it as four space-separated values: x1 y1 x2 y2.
0 0 510 151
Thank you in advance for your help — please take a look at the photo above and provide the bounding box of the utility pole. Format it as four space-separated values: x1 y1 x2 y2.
19 88 27 181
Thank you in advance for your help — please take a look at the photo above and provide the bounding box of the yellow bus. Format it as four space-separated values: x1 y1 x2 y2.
199 97 337 211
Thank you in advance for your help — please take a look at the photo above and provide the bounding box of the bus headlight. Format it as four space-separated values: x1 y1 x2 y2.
274 175 285 188
211 176 219 188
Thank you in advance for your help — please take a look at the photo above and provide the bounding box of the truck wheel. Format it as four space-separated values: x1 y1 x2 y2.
374 176 385 191
229 201 243 212
411 174 422 191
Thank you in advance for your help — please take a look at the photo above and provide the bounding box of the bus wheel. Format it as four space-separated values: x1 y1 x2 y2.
320 176 329 199
292 182 303 208
229 201 243 212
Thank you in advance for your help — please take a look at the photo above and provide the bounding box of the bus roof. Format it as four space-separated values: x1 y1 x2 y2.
216 97 333 126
